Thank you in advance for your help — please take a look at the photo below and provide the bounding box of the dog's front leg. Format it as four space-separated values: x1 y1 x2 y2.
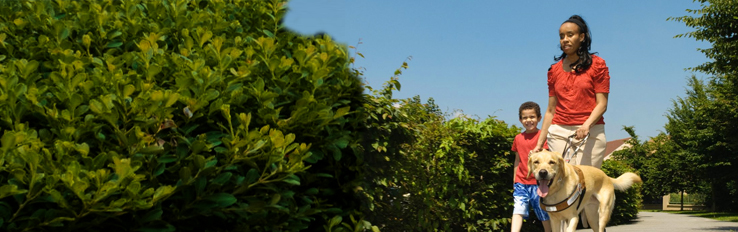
564 216 579 232
549 218 563 232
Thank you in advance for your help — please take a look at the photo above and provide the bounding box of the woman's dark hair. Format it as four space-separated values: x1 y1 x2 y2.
554 15 594 73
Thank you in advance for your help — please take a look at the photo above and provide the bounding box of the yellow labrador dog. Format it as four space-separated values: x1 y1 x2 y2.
528 150 641 232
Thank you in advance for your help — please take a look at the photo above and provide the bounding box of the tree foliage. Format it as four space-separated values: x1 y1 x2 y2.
612 127 697 205
666 0 738 211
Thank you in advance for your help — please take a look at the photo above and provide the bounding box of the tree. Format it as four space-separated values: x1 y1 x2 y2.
611 127 695 206
667 0 738 211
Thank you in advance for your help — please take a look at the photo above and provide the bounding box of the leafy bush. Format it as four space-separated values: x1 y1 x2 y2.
601 159 642 226
0 0 372 231
360 67 520 231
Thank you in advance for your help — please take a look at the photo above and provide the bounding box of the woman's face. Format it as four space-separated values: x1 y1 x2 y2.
559 22 585 56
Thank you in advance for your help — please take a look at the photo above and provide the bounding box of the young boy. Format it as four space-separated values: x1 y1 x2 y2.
510 101 551 232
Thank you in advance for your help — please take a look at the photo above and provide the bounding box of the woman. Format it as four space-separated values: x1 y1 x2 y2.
533 15 610 169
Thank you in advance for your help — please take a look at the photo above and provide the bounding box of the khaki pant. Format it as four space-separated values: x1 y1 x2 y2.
546 124 606 168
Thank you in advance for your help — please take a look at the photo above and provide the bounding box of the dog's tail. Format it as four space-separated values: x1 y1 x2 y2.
611 172 642 191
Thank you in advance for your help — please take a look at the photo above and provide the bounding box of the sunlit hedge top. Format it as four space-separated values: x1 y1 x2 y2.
0 0 365 231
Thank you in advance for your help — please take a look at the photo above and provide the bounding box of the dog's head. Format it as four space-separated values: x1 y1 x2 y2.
527 150 566 197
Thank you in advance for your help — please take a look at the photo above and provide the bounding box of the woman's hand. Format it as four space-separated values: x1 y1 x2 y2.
575 126 589 140
532 144 544 153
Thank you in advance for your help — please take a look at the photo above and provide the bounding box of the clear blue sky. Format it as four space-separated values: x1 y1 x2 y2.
283 1 710 141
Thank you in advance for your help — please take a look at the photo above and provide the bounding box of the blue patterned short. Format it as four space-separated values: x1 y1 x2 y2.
513 183 550 221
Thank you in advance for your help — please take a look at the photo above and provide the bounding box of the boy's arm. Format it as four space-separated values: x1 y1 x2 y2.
513 152 520 184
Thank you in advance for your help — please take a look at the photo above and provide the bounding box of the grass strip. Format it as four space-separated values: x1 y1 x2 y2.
664 210 738 222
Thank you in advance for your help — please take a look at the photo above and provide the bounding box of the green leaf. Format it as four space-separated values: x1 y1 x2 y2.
214 147 228 153
281 191 295 199
203 193 237 208
204 159 217 169
334 106 350 119
179 166 191 183
315 173 333 178
138 224 175 232
31 208 47 220
1 132 16 152
157 155 177 164
211 172 232 185
194 177 206 196
75 143 90 156
271 130 285 148
22 60 39 78
152 186 175 203
0 185 27 199
153 163 165 177
60 28 70 40
140 208 163 223
333 137 349 149
269 193 281 205
92 152 109 169
331 148 342 161
106 41 123 48
282 175 300 185
0 202 13 219
329 215 342 227
89 99 105 114
245 169 259 184
305 150 324 163
194 155 206 169
107 30 123 39
263 29 274 38
305 188 318 195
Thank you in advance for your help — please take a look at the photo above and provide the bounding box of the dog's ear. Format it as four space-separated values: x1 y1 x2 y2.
527 152 535 179
555 152 566 176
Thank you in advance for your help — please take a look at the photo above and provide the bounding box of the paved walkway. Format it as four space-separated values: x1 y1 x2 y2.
575 211 738 232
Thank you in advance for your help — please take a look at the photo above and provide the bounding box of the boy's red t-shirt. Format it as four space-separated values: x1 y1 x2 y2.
548 54 610 125
511 130 548 185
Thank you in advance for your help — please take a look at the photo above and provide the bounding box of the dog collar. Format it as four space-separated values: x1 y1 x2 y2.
540 166 587 212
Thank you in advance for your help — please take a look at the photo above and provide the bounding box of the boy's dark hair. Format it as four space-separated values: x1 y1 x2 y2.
518 101 541 119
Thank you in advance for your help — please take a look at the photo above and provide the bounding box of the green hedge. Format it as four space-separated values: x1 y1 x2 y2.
0 0 371 231
361 75 521 231
601 159 642 225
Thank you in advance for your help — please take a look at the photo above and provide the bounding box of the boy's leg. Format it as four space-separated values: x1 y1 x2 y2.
511 214 524 232
512 183 530 232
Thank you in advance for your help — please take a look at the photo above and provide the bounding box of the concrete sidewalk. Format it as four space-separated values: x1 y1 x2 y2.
575 211 738 232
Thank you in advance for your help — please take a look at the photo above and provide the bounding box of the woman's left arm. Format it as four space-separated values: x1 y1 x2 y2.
576 93 608 139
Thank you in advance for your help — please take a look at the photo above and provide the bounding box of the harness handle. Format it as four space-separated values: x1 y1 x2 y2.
562 133 589 163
